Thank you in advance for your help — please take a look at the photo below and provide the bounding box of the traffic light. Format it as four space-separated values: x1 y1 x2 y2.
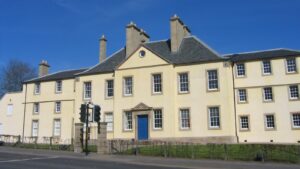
80 104 86 123
94 105 101 122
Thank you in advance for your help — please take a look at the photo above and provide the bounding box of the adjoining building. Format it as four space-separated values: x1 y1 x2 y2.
0 15 299 144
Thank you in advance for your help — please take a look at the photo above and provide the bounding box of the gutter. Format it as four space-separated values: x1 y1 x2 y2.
231 62 239 143
22 84 27 142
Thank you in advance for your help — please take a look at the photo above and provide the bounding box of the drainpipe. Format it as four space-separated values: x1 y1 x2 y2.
22 84 28 143
231 61 239 143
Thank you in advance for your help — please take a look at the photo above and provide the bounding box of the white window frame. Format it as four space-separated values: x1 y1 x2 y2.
263 87 273 102
53 119 61 137
152 74 162 94
83 82 92 100
286 58 297 74
208 107 220 129
33 103 39 114
207 70 219 91
265 114 275 130
34 83 40 94
236 63 246 77
55 101 61 113
178 73 189 93
262 60 272 75
105 112 113 132
153 109 163 130
7 104 13 116
240 116 249 131
123 111 133 131
55 81 62 93
32 120 39 137
179 108 190 130
106 80 114 98
123 77 133 96
291 113 300 129
289 85 299 100
238 89 247 103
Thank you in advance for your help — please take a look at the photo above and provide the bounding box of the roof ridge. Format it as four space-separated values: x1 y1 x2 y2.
186 35 221 57
144 39 169 44
223 48 297 56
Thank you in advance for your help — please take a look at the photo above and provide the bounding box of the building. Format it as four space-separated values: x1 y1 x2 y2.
0 15 299 144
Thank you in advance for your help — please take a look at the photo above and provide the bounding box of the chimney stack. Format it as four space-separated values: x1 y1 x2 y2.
39 60 50 77
170 14 191 53
99 35 107 63
126 21 150 57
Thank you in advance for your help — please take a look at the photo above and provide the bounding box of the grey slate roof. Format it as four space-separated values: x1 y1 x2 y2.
78 36 224 76
24 68 87 83
225 49 300 62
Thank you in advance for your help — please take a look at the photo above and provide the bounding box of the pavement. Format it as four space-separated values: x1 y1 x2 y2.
0 147 299 169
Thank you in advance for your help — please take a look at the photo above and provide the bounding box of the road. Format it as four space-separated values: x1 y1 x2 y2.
0 147 299 169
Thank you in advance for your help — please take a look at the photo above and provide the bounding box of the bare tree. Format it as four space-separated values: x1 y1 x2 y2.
0 59 37 98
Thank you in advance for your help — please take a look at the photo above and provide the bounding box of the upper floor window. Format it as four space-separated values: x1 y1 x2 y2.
123 111 133 130
289 85 299 100
291 113 300 129
105 113 113 132
55 102 61 113
236 63 245 77
32 120 39 137
124 77 133 96
152 74 162 94
55 81 62 93
83 82 92 100
262 60 272 75
240 116 249 131
178 73 189 93
263 87 273 102
286 58 297 73
180 108 190 129
53 119 61 137
33 103 39 114
265 114 275 130
153 109 163 129
238 89 247 103
208 107 220 129
106 80 114 98
7 104 13 116
207 70 218 91
34 83 40 94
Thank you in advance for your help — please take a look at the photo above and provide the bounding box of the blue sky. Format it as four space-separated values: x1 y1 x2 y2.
0 0 300 72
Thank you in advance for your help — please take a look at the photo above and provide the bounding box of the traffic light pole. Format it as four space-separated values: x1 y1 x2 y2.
85 103 89 156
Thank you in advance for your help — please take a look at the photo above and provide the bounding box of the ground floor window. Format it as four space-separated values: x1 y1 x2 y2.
240 116 249 131
53 119 61 137
180 109 190 129
265 114 275 129
292 113 300 128
105 113 113 132
208 107 220 129
124 111 132 130
153 109 163 129
32 120 39 137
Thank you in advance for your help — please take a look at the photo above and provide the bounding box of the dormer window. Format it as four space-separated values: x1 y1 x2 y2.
34 83 40 94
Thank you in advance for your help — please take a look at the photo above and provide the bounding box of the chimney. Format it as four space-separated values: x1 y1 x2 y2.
126 21 150 57
170 14 191 53
39 60 50 77
99 35 107 63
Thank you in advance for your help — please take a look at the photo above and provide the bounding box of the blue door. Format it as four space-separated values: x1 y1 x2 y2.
137 115 148 140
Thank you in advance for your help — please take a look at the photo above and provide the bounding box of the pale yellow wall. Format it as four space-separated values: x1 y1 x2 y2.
234 57 300 143
0 92 24 136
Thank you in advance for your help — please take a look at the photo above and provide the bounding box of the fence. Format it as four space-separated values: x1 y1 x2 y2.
108 140 300 163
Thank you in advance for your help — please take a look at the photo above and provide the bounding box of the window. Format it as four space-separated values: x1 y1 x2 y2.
178 73 189 93
265 114 275 129
263 87 273 101
7 104 13 116
208 107 220 129
34 83 40 94
292 113 300 128
207 70 218 90
289 85 299 100
236 63 245 77
105 113 113 132
262 60 272 75
33 103 39 114
238 89 247 103
55 102 61 113
286 58 297 73
240 116 249 130
152 74 162 94
83 82 92 99
180 109 190 129
124 111 132 130
139 50 146 57
32 120 39 137
55 81 62 93
124 77 133 96
106 80 114 98
153 109 163 129
53 119 61 137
